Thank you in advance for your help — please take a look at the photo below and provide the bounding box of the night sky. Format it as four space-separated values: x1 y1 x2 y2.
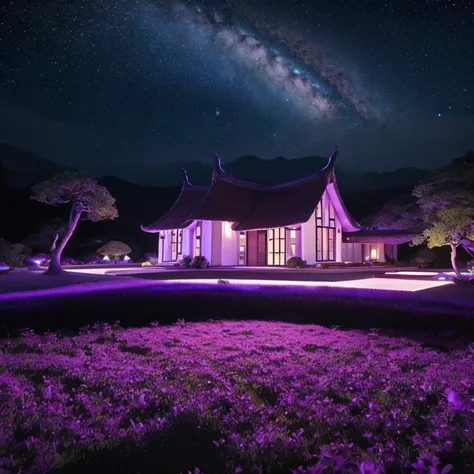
1 0 473 184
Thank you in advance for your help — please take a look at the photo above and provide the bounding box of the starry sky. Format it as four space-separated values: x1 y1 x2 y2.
1 0 473 185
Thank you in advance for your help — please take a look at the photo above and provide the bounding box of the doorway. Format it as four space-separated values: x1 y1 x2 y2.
247 230 267 266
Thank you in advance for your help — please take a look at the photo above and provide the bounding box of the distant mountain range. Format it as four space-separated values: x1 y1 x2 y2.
0 142 431 191
0 142 433 254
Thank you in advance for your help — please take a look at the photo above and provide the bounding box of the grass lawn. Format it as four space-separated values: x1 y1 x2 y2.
1 320 473 473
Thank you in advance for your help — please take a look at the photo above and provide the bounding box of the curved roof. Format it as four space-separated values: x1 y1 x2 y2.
141 170 209 233
342 230 417 244
188 147 340 231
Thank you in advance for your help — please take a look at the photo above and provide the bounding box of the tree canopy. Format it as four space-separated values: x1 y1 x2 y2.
412 155 474 277
31 173 118 274
31 173 118 222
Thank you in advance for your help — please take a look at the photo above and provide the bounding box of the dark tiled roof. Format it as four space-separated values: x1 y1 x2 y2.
342 230 418 244
141 171 208 233
188 148 339 231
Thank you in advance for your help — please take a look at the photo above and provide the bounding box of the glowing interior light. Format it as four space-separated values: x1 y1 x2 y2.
224 221 233 238
370 248 378 260
123 255 131 261
103 255 110 261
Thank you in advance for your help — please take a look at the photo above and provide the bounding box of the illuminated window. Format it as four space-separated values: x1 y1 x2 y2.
288 228 298 257
316 198 336 261
170 230 178 261
195 221 201 257
177 230 182 256
267 227 286 266
239 232 246 265
370 246 378 260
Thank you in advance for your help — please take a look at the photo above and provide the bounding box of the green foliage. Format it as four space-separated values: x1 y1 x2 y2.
286 256 306 268
0 241 29 267
180 255 193 268
412 157 474 249
369 195 422 231
22 218 67 253
96 241 132 257
192 255 209 268
31 172 118 222
410 247 437 268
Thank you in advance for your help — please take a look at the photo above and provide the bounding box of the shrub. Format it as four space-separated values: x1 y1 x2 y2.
411 247 437 268
192 256 209 268
96 241 132 258
141 261 152 267
0 241 29 267
217 279 230 284
84 254 103 265
146 256 159 265
286 256 306 268
468 260 474 273
180 255 193 268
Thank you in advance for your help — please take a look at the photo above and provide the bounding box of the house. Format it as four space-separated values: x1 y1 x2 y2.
141 146 417 266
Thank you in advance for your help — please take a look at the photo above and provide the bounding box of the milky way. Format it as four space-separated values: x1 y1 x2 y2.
157 1 380 122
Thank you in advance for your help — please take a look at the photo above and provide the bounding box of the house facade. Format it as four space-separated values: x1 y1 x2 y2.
141 147 416 266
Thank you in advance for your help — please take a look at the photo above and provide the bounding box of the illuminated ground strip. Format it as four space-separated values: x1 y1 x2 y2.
385 271 472 277
160 278 452 292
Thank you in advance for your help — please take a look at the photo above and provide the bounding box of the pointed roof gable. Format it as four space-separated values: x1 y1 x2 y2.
188 146 341 231
141 169 209 233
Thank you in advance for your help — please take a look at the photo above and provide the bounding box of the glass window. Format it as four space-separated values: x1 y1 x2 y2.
170 230 178 261
239 232 246 265
315 198 336 262
267 227 286 266
177 230 183 256
195 222 201 257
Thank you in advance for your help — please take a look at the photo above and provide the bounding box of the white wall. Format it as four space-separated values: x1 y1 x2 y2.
341 242 363 263
211 221 222 265
201 220 213 263
301 210 316 264
221 222 239 265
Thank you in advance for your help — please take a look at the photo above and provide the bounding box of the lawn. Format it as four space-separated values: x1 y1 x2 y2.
1 321 473 473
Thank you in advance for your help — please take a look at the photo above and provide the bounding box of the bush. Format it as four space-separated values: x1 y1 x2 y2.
0 241 29 267
180 255 193 268
286 256 306 268
146 256 159 265
96 241 132 258
84 254 103 265
411 247 436 268
192 255 209 269
468 260 474 273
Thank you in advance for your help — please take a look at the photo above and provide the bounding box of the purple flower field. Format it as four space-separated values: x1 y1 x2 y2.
1 320 474 473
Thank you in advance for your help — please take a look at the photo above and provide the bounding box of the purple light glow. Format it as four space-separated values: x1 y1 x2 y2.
0 279 161 302
159 278 452 292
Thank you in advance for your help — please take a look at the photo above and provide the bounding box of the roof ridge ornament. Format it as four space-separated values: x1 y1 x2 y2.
181 168 191 187
327 144 340 168
210 151 224 182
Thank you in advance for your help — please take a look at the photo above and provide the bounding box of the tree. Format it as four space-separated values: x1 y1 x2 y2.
412 156 474 279
22 217 68 253
31 173 118 275
368 193 422 231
